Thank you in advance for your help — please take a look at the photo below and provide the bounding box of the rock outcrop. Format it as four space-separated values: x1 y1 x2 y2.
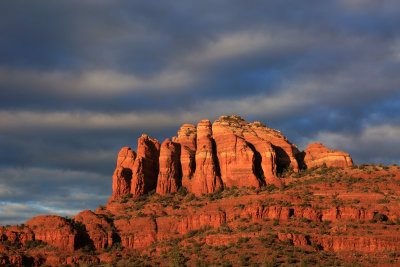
106 115 354 198
72 210 115 250
249 122 300 173
0 225 34 245
302 143 353 168
26 215 80 251
156 138 181 195
109 147 136 201
212 119 264 188
130 134 161 197
191 120 223 195
176 124 197 190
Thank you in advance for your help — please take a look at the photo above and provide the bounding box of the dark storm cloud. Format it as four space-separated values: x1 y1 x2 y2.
1 0 400 224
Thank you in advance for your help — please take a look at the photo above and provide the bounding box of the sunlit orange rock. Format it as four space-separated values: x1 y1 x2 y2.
72 210 115 250
176 124 197 190
0 225 34 245
109 147 136 202
212 119 264 188
190 120 223 195
130 134 161 197
303 143 353 168
156 138 181 195
26 215 80 251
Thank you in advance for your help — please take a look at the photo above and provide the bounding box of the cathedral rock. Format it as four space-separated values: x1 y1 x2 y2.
110 115 353 201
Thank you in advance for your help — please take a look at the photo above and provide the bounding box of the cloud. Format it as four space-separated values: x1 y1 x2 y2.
0 201 82 226
0 167 111 225
1 0 400 226
0 110 213 132
0 67 194 96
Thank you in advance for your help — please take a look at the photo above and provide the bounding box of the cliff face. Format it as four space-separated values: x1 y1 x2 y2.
110 115 353 200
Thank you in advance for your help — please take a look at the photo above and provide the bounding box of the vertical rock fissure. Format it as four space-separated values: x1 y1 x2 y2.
246 141 265 186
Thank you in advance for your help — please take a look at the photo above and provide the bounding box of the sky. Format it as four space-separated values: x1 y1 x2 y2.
1 0 400 225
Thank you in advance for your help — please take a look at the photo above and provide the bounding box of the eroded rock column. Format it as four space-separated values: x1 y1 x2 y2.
191 120 223 195
130 134 161 197
156 138 181 195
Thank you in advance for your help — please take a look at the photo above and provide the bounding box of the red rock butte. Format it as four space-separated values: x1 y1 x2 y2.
110 115 353 201
12 115 400 266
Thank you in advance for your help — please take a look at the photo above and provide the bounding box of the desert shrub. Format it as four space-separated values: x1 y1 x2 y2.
178 186 188 196
262 256 278 267
24 240 46 249
207 189 223 201
168 246 188 267
377 198 390 204
234 204 245 210
369 213 388 223
136 211 147 217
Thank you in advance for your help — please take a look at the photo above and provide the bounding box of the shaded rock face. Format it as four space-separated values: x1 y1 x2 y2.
176 124 197 190
130 135 161 197
302 143 354 168
249 121 300 173
191 120 223 195
72 210 115 250
26 215 80 251
0 225 34 245
156 138 181 195
110 147 136 202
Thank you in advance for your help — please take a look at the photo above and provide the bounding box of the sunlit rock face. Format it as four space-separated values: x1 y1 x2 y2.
107 115 353 197
302 143 354 168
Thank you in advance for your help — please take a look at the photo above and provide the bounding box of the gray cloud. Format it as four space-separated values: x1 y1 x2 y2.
0 0 399 225
0 167 110 225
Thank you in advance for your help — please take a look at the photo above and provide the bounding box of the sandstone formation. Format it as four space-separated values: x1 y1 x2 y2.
107 115 354 198
176 124 197 190
25 215 80 251
130 134 161 197
212 119 264 188
156 138 181 195
0 225 34 245
72 210 115 250
302 142 354 168
109 147 136 201
250 122 300 172
190 120 223 195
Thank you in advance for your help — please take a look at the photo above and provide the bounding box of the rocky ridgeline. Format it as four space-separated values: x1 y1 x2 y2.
11 116 400 266
110 115 353 201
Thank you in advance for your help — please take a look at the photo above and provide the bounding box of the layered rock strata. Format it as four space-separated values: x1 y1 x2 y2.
302 143 353 168
109 115 353 199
